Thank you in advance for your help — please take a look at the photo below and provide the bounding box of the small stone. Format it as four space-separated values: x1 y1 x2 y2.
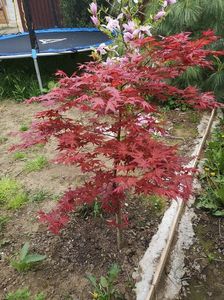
132 271 141 281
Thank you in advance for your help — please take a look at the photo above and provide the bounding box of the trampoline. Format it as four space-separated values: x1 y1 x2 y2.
0 0 111 92
0 28 111 59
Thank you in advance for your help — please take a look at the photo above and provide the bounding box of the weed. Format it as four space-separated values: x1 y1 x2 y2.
161 96 190 111
86 264 122 300
13 152 27 160
42 80 59 93
207 252 216 263
5 288 45 300
11 242 46 272
19 124 29 132
0 136 8 144
0 177 29 209
189 112 200 124
77 201 103 219
77 203 93 219
142 194 167 215
93 201 103 218
24 156 48 173
197 122 224 216
30 190 51 202
7 193 28 210
150 195 167 213
52 194 60 202
0 215 9 231
5 288 30 300
0 66 41 102
34 293 45 300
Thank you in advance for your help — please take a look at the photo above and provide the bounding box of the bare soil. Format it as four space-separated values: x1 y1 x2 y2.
0 101 202 300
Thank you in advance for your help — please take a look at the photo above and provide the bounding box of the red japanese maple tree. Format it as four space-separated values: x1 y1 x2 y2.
13 31 222 248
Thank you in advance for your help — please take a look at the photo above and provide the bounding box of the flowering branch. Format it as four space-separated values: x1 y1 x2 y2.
89 0 178 60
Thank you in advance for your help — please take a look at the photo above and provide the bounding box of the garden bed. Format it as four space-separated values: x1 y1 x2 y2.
0 100 203 299
180 210 224 300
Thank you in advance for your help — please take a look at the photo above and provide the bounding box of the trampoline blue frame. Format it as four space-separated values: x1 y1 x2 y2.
0 28 112 57
0 27 105 40
0 27 112 92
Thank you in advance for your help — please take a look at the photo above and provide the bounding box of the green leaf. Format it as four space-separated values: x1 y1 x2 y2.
34 292 45 300
11 260 30 272
100 276 108 288
5 288 31 300
86 274 97 288
196 196 218 211
213 210 224 217
23 254 46 264
215 187 224 204
20 242 30 261
108 264 120 281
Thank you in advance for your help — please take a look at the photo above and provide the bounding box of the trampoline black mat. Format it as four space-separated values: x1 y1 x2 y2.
0 28 111 58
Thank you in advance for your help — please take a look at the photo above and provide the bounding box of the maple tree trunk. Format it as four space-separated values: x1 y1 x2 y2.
116 205 122 250
114 109 123 250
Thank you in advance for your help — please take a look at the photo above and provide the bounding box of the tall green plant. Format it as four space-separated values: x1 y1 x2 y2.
197 124 224 216
145 0 224 101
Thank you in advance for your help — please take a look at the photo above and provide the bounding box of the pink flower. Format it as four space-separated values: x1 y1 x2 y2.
117 13 123 20
139 25 152 36
91 16 99 26
124 32 134 43
105 17 120 31
123 23 152 43
167 0 176 4
104 57 116 66
154 10 165 20
97 43 107 55
123 21 136 33
133 28 141 37
89 2 97 16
